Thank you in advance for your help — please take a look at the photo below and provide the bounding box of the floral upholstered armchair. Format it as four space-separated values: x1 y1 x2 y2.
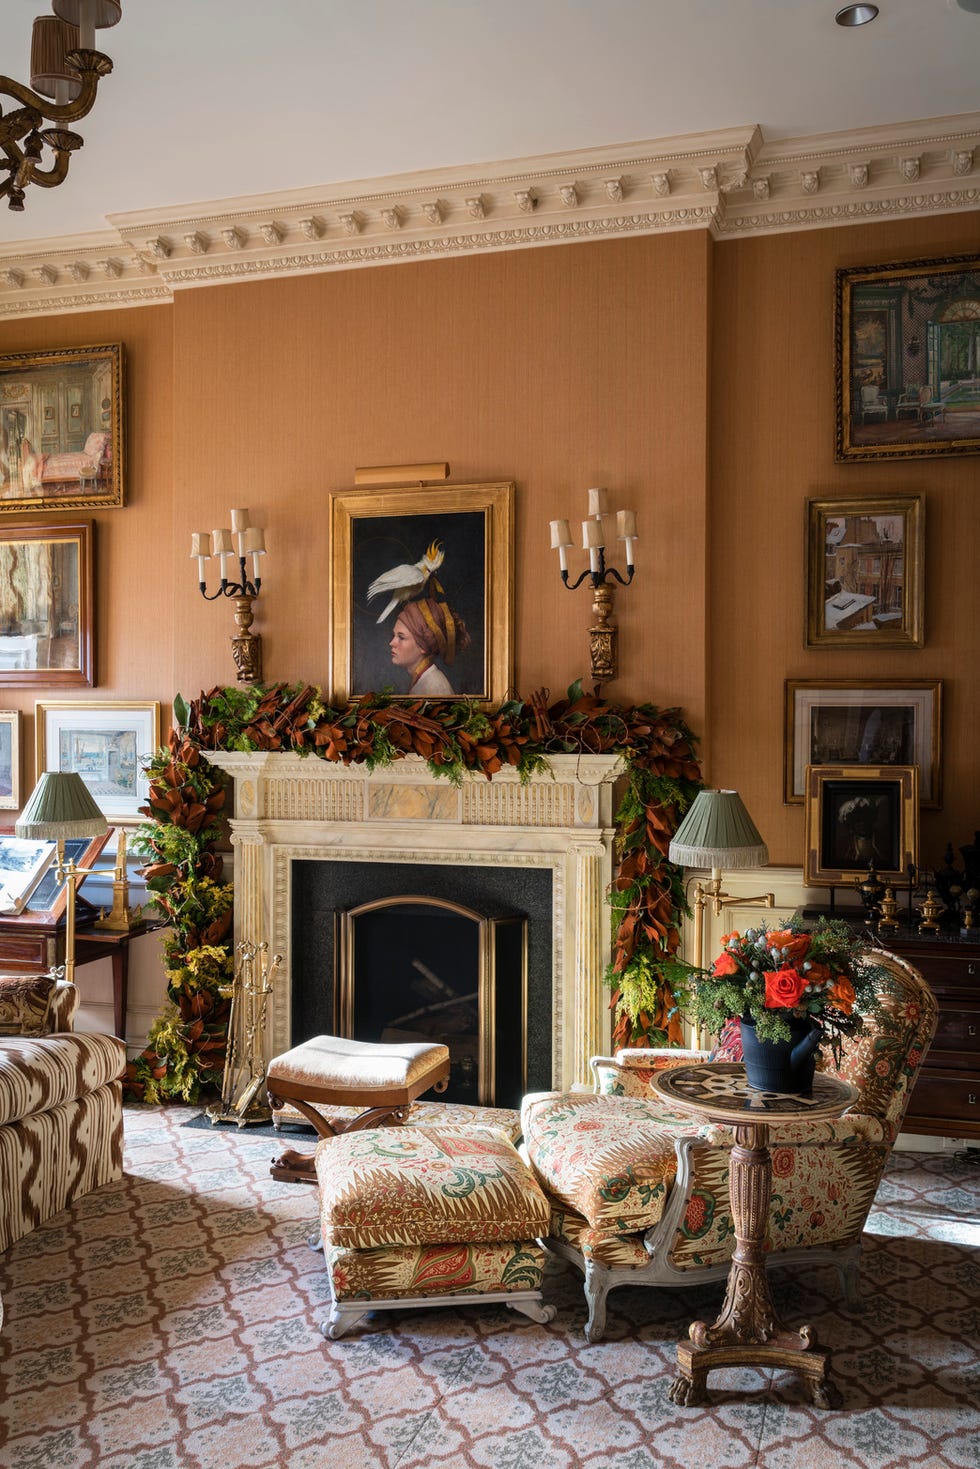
521 949 936 1342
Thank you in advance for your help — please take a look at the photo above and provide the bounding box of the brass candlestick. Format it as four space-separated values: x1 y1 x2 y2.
94 828 141 931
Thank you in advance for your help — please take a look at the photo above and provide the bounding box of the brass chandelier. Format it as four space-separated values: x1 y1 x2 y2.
0 1 121 213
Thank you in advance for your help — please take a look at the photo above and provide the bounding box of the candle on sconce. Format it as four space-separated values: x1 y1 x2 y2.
616 509 638 567
230 507 251 557
242 525 266 582
211 527 234 581
190 532 211 584
587 486 609 517
582 517 603 574
550 518 572 572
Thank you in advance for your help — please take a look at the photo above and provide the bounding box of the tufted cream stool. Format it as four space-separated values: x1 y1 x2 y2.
266 1034 450 1183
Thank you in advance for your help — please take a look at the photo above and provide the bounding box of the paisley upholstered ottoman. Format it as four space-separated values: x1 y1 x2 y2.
314 1124 557 1339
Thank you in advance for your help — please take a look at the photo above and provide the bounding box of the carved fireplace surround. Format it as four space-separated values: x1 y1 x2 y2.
208 752 626 1091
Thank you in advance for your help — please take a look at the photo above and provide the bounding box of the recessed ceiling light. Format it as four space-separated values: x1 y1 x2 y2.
835 4 879 23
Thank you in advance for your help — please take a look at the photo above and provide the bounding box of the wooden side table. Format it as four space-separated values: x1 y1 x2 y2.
650 1062 858 1409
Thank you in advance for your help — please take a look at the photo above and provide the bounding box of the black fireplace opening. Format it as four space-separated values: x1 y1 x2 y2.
290 860 554 1107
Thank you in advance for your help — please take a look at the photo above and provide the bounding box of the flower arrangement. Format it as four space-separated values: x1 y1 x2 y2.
682 916 891 1062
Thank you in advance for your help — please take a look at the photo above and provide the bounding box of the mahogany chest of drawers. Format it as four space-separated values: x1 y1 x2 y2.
880 931 980 1141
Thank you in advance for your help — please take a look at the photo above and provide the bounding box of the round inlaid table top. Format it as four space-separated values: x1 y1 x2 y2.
650 1062 859 1128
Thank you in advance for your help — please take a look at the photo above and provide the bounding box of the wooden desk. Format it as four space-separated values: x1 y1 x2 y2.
0 907 164 1040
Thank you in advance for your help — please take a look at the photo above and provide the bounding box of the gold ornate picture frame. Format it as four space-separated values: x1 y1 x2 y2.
803 763 919 887
835 253 980 461
805 494 923 649
0 343 125 512
329 481 514 704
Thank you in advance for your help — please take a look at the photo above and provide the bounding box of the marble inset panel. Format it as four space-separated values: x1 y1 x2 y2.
368 784 458 822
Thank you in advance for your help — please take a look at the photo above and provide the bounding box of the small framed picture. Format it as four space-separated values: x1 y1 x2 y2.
805 494 923 649
35 700 161 824
803 763 919 887
0 520 94 687
785 680 942 808
0 710 20 809
835 253 980 462
0 343 125 512
329 481 514 704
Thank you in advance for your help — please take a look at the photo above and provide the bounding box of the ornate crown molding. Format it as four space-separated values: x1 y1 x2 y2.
1 113 977 320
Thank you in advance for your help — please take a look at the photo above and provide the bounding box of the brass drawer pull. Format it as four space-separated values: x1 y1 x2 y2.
971 1094 978 1106
970 1025 978 1038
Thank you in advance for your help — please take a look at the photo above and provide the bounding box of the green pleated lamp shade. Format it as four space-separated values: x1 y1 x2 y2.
668 789 768 870
15 772 108 841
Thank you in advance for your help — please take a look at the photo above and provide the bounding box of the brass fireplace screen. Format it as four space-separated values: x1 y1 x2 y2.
335 895 528 1108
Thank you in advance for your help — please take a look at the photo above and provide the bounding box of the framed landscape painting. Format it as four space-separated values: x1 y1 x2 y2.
329 481 514 705
785 679 942 808
35 700 160 824
0 343 125 511
836 253 980 461
0 710 19 809
805 494 923 649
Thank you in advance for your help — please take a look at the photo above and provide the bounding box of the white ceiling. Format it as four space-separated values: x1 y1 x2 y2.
3 0 980 249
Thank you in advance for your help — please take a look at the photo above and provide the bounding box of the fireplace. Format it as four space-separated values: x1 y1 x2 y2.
208 751 625 1092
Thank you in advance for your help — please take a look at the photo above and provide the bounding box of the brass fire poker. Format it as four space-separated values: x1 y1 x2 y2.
207 939 281 1127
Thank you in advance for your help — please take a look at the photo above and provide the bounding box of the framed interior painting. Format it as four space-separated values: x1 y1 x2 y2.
805 494 923 649
0 343 125 511
0 710 20 809
785 679 942 809
329 481 514 704
35 700 161 824
803 763 919 888
835 253 980 461
0 521 94 687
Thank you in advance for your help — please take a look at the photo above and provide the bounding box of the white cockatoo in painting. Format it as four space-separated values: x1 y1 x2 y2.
367 539 445 623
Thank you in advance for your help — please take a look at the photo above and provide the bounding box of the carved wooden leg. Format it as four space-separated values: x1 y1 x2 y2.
672 1120 839 1406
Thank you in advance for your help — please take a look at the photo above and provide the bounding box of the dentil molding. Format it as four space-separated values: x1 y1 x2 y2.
1 113 978 320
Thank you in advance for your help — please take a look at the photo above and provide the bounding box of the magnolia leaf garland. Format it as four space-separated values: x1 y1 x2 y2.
129 681 703 1102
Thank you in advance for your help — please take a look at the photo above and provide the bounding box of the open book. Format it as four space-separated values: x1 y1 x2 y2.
0 838 57 915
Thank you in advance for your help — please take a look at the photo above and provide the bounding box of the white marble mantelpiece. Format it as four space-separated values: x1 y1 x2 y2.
207 752 626 1090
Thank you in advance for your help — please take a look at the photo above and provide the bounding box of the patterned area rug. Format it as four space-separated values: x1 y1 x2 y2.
1 1105 979 1469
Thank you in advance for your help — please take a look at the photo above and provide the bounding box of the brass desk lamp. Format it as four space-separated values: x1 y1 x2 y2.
16 771 109 985
668 789 775 975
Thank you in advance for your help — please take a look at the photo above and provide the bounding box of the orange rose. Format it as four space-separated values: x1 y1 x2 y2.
828 975 856 1014
712 950 739 977
764 966 807 1008
804 961 831 989
766 930 811 964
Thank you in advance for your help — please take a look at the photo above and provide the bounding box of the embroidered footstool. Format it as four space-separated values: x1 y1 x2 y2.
314 1124 557 1339
266 1034 451 1184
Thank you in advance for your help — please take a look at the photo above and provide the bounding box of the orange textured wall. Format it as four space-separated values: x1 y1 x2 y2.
711 212 980 866
169 234 711 725
1 211 977 881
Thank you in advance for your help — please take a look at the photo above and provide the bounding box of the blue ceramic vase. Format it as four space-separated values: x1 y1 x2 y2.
739 1013 821 1095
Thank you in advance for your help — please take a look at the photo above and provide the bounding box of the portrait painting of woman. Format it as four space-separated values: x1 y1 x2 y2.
349 506 486 698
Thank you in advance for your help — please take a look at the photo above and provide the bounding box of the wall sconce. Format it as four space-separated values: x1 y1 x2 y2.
1 2 121 213
550 488 637 686
191 509 267 684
